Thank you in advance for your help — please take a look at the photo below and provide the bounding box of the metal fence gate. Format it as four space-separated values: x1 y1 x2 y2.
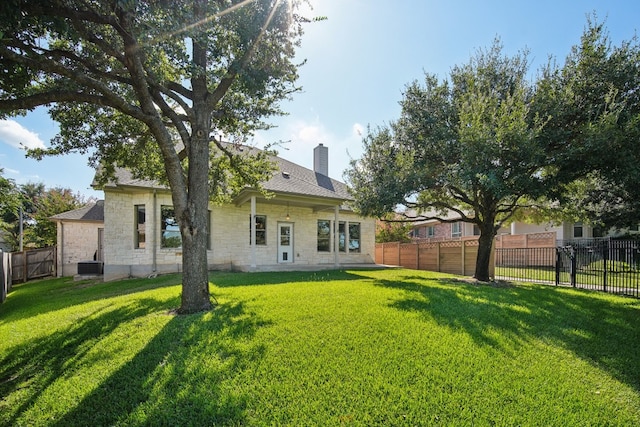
495 238 640 298
555 238 640 298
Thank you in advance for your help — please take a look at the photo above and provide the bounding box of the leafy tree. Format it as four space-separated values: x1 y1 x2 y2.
346 40 548 281
0 169 20 216
0 180 84 250
0 169 22 250
26 187 85 247
0 0 311 313
533 18 640 231
375 214 412 243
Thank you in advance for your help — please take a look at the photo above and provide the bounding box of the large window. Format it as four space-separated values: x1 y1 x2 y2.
348 223 361 252
317 220 331 252
250 215 267 245
135 205 145 249
161 205 181 248
159 206 211 249
317 220 360 253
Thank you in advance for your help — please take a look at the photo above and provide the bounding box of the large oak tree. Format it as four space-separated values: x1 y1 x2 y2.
346 40 547 281
532 19 640 231
0 0 310 313
347 20 640 281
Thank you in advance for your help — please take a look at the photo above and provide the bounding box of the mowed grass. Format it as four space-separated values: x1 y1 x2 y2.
1 269 639 426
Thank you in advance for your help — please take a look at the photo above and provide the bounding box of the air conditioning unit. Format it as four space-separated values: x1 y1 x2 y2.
78 261 103 275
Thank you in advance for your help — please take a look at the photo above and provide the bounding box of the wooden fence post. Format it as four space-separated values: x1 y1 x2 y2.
461 241 465 276
23 250 27 283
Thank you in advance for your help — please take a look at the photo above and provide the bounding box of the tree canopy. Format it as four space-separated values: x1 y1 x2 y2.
346 40 547 281
0 0 311 312
0 175 85 251
532 19 640 230
346 20 640 281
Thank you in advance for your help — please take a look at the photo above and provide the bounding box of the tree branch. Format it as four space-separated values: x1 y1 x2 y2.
0 45 145 120
206 0 281 109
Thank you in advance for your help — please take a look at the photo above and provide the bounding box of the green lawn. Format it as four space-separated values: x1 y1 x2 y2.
1 269 639 426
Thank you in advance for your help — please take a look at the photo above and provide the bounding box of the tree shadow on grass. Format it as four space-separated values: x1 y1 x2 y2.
373 274 640 393
49 301 269 426
210 269 362 287
0 274 183 325
0 297 172 426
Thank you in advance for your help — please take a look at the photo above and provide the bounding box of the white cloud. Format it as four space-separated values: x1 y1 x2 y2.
4 167 19 175
0 120 47 150
352 122 364 138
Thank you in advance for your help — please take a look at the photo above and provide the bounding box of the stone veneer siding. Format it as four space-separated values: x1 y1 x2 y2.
56 220 103 277
103 189 376 281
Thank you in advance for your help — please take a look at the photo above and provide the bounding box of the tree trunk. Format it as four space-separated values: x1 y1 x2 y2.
178 149 212 313
474 225 496 282
178 121 212 313
180 222 211 314
177 0 213 314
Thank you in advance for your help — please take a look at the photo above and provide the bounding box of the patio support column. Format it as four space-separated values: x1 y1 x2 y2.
152 189 157 272
250 195 256 270
334 205 339 267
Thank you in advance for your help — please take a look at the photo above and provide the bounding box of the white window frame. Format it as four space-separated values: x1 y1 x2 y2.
451 222 462 238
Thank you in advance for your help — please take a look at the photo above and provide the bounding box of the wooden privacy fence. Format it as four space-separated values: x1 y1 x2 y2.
10 247 57 285
494 232 556 267
376 237 492 277
1 247 57 304
376 232 557 277
1 251 11 304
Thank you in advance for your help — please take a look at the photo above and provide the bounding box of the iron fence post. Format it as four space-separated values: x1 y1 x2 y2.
570 246 577 288
602 238 608 292
555 248 561 286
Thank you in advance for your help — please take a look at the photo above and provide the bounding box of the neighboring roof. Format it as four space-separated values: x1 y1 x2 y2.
403 208 473 226
50 200 105 222
96 145 353 203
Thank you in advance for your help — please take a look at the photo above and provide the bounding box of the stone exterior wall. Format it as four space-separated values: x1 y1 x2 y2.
103 189 376 281
56 220 103 276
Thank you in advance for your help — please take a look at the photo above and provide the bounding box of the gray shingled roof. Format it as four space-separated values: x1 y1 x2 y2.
50 200 104 222
97 146 353 202
264 155 352 201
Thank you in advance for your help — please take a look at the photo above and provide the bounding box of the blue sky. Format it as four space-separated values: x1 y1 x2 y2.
1 0 638 200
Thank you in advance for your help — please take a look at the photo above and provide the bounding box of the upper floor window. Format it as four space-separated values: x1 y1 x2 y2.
426 226 435 238
451 222 462 238
573 222 583 238
593 226 604 238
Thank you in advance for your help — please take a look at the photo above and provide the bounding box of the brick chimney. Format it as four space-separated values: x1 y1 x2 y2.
313 143 329 176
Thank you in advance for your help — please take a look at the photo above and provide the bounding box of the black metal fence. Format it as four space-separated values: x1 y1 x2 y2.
496 238 640 298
